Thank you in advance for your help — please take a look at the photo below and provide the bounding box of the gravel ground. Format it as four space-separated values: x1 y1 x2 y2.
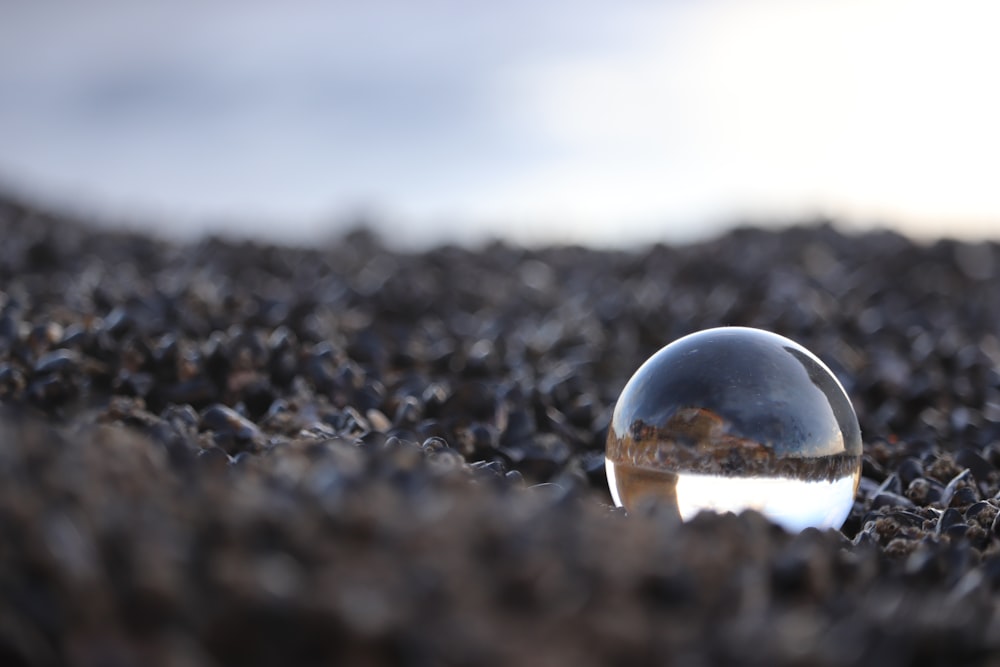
2 194 1000 666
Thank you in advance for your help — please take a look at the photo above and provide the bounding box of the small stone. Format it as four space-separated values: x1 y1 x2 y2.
366 409 392 433
200 404 264 454
948 487 980 508
33 349 79 375
906 478 943 505
897 457 925 487
197 445 233 471
964 501 993 522
940 469 977 508
393 395 423 427
871 491 915 510
954 449 994 485
937 508 966 535
875 473 903 496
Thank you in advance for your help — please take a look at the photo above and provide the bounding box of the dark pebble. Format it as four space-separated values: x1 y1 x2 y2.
162 403 200 433
954 449 994 485
161 378 218 407
101 306 133 338
875 473 902 496
384 428 418 445
0 364 25 398
28 374 76 405
964 501 992 521
230 451 253 467
392 395 423 427
856 476 881 500
329 406 369 436
200 403 265 454
441 381 499 423
948 486 980 508
937 508 966 534
906 477 944 505
985 443 1000 468
33 348 78 375
526 482 572 503
470 459 506 477
420 436 449 453
579 450 609 488
114 370 155 397
197 445 234 471
944 523 970 540
870 491 915 510
499 433 571 482
861 455 887 482
940 469 977 507
897 457 925 486
504 469 525 486
359 430 388 447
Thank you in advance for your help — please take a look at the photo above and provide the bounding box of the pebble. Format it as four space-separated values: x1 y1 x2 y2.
200 403 265 454
906 477 944 505
897 457 925 486
940 469 978 508
365 408 392 433
33 348 79 375
870 491 915 510
937 508 966 535
955 449 993 485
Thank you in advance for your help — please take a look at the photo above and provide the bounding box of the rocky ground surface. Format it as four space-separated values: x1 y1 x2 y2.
1 194 1000 666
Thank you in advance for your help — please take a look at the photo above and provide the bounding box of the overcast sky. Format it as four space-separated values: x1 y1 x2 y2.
1 0 998 246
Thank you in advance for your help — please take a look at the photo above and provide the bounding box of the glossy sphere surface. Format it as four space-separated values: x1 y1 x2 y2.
606 327 862 531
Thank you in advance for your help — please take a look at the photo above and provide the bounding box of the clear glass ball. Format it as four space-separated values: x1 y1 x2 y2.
606 327 862 531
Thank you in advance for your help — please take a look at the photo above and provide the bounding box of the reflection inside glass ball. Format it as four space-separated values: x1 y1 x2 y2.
605 327 862 531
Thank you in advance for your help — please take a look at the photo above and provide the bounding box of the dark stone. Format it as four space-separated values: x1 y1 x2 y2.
937 508 966 534
0 364 26 398
393 395 423 427
200 404 265 454
875 473 902 496
28 374 76 406
906 478 944 505
940 469 977 508
897 457 925 486
33 349 79 375
499 433 571 482
420 437 449 453
954 449 994 485
964 501 992 521
871 491 915 510
115 371 155 398
948 486 980 508
161 378 218 407
862 455 887 482
197 445 233 471
102 306 134 338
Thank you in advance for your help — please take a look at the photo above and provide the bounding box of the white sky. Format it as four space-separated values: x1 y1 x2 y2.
0 0 998 246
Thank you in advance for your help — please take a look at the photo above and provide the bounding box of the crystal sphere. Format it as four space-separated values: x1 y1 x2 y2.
605 327 862 531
